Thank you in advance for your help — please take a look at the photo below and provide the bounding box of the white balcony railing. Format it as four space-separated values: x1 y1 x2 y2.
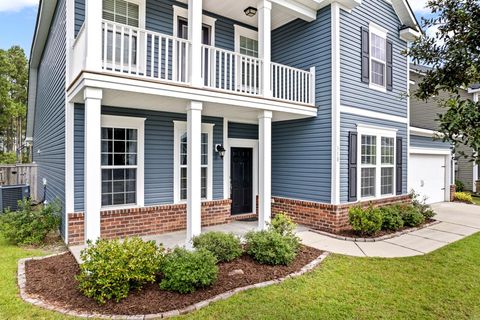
98 21 315 105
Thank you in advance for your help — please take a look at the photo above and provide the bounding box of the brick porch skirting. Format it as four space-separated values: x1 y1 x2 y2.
272 195 412 233
67 199 232 245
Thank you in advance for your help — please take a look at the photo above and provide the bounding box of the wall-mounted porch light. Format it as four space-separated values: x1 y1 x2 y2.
216 144 226 159
244 6 257 17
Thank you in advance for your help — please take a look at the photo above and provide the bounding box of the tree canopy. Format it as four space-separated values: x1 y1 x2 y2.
409 0 480 162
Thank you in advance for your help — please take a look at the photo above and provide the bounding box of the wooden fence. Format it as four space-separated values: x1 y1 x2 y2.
0 164 38 200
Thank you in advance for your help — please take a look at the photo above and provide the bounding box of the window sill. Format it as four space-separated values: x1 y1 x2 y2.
101 204 142 211
358 193 396 202
369 82 387 93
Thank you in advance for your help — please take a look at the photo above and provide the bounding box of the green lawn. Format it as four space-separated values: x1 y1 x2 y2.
471 194 480 206
2 234 480 320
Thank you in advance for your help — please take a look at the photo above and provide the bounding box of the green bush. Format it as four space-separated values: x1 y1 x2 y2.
380 206 404 231
411 191 436 220
0 152 16 164
270 213 296 237
401 205 425 227
455 180 465 192
454 192 474 204
192 231 242 262
348 206 383 236
245 229 300 265
0 199 61 245
76 237 163 304
160 248 218 294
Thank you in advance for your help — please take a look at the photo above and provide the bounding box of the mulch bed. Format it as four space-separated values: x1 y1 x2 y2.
25 245 322 316
334 219 436 239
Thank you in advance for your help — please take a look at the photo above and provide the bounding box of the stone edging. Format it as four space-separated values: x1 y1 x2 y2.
18 251 330 319
310 220 441 242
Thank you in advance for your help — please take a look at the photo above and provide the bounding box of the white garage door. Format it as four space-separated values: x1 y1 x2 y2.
409 154 446 204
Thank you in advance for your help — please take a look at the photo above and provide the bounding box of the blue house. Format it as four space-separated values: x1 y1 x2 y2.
27 0 422 245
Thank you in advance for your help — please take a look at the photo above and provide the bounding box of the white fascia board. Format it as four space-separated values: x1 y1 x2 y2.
390 0 420 31
410 147 452 155
270 0 318 21
409 126 444 138
312 0 361 11
400 27 421 42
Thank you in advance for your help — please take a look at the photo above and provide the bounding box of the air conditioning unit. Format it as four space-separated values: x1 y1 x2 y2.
0 184 30 212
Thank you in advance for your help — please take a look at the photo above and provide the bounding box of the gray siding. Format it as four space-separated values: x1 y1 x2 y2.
340 114 408 203
32 0 67 236
340 0 408 118
271 7 332 203
228 122 258 140
455 144 474 191
74 0 84 36
410 135 452 150
74 106 223 211
410 72 473 130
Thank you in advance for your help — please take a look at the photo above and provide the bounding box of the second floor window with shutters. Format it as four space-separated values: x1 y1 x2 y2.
370 31 386 87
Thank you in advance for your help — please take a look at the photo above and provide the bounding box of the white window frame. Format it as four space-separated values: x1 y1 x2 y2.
173 121 214 204
368 22 388 92
101 115 146 209
102 0 147 73
357 124 397 200
172 5 217 45
234 25 258 55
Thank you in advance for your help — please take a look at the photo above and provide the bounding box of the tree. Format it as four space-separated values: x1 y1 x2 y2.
0 46 28 160
408 0 480 162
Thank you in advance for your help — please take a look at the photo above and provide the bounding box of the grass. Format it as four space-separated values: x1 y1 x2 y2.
470 193 480 206
1 234 480 320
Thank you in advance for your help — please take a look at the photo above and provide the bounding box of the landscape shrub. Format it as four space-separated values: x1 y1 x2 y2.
160 248 218 294
454 192 474 204
192 231 243 262
0 152 16 164
270 213 296 237
455 180 465 192
380 206 404 231
76 237 164 304
245 229 300 265
401 205 425 227
411 191 437 220
348 206 383 236
0 199 61 245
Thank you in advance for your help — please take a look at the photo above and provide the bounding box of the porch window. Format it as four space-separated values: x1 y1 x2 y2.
101 115 145 208
369 24 387 89
174 121 214 203
358 126 396 199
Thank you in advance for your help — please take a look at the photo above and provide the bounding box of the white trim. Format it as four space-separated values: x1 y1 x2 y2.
234 24 258 54
331 3 341 205
368 22 388 92
226 138 259 215
400 27 421 42
100 114 146 209
406 56 411 192
269 0 317 22
409 147 452 155
340 105 408 124
357 125 397 201
173 120 214 204
223 118 230 199
473 163 478 193
172 5 216 46
409 126 444 138
258 110 272 229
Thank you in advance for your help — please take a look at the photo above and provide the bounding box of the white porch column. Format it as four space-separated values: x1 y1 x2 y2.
84 0 103 71
188 0 203 86
84 87 103 243
258 0 272 98
186 101 203 244
258 110 272 230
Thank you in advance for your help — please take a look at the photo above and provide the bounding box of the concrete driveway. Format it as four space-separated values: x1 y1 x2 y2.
298 202 480 258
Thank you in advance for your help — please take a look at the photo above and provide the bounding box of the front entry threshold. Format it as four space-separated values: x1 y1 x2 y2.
229 213 258 222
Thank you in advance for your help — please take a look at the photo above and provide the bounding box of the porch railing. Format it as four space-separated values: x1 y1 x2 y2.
100 21 315 105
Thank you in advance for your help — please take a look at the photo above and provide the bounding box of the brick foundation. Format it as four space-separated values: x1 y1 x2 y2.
450 184 456 202
67 199 232 245
272 195 412 233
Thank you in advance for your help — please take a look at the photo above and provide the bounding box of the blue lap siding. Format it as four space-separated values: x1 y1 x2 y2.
410 135 452 149
32 0 67 236
271 7 332 203
74 106 224 212
228 122 258 140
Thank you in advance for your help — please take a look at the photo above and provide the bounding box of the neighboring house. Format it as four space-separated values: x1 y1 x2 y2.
27 0 420 245
409 64 479 201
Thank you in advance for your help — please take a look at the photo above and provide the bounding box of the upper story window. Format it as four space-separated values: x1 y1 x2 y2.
103 0 139 27
239 36 258 58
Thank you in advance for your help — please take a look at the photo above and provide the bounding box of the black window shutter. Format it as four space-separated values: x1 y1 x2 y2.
348 132 358 202
396 137 403 195
386 40 393 91
361 27 370 83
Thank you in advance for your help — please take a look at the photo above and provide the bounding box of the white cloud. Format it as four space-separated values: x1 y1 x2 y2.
0 0 39 13
408 0 431 15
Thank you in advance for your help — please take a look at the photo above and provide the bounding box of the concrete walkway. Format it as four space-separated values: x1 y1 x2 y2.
298 202 480 257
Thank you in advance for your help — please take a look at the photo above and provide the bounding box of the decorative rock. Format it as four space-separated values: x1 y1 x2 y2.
228 269 244 276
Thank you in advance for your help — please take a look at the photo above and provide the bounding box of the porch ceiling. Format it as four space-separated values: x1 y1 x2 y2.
176 0 320 29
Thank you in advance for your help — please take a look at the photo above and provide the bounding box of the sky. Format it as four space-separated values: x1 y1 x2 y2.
0 0 436 59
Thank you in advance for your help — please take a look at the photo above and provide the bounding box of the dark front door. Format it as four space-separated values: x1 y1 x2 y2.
231 147 253 215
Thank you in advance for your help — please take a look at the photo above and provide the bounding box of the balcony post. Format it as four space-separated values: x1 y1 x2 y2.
84 0 103 71
258 110 272 230
258 0 272 98
188 0 203 86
